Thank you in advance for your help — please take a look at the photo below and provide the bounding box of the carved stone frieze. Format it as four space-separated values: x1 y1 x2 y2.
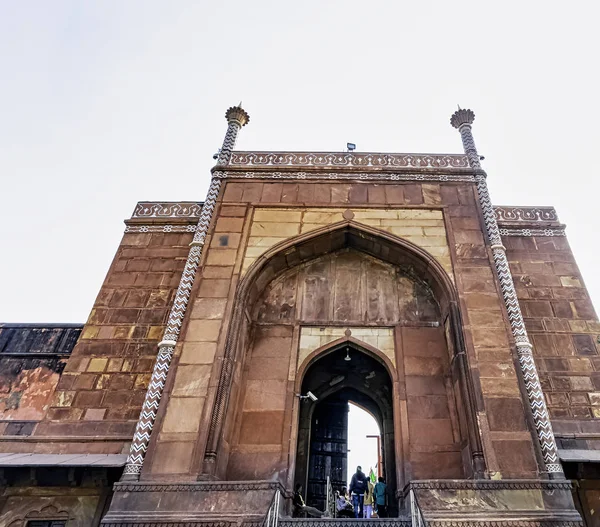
499 228 565 237
213 170 476 182
494 206 559 223
125 224 197 233
132 201 203 219
113 481 284 493
406 479 574 491
227 151 469 169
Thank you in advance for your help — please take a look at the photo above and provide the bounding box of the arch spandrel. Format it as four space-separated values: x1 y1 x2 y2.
253 248 441 327
243 207 453 279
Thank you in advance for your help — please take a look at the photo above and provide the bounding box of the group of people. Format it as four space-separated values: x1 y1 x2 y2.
292 466 388 519
336 466 388 518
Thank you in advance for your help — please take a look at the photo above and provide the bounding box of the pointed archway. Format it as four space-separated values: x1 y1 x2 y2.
295 340 396 515
204 220 485 487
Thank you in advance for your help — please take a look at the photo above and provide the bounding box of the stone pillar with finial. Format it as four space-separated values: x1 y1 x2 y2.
121 104 250 481
450 108 564 478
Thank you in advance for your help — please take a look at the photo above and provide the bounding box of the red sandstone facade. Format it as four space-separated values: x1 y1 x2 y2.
0 107 598 527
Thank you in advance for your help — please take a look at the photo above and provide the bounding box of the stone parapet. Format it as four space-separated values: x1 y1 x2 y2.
225 152 470 172
100 479 582 526
405 479 582 526
100 480 285 526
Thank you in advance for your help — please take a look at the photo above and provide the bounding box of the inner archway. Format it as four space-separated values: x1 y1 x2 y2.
295 342 396 515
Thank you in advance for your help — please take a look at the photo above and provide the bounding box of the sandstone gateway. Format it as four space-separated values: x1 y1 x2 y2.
1 107 598 526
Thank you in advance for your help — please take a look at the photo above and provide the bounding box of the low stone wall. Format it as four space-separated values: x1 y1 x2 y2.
101 480 285 526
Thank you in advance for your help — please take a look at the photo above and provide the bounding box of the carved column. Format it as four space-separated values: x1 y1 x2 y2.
121 105 249 480
450 108 563 477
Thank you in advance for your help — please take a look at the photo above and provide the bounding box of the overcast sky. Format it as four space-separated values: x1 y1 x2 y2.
1 2 599 322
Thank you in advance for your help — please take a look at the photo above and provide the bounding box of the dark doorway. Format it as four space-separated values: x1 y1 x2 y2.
295 342 396 515
307 396 349 511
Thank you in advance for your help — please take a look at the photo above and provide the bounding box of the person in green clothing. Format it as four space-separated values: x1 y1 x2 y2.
373 477 387 518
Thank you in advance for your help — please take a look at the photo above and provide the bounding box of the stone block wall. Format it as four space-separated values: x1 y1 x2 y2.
143 178 540 481
504 234 600 433
30 225 195 449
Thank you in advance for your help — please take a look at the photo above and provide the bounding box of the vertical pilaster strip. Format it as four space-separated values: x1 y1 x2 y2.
450 108 563 476
121 105 249 480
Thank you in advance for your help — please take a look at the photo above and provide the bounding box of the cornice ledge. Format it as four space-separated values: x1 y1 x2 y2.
403 479 574 494
112 480 285 493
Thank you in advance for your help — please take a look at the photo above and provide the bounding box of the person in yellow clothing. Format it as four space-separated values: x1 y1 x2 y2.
363 479 375 518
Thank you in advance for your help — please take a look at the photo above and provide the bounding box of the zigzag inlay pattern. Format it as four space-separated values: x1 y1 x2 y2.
453 113 563 475
122 111 245 479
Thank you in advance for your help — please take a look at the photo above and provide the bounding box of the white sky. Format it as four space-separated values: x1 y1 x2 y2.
1 2 599 322
347 402 380 486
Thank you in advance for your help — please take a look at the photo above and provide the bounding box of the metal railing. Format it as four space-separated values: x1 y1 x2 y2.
409 489 426 527
325 476 336 518
263 489 282 527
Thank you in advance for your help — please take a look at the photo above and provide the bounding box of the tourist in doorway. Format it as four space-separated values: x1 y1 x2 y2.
349 465 369 518
374 477 387 518
292 484 324 518
364 479 375 518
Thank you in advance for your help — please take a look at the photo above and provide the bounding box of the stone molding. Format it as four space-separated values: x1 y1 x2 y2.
494 206 559 224
213 170 476 181
132 201 203 219
123 223 567 238
406 479 573 491
125 224 198 233
226 151 469 169
113 481 284 493
499 228 565 237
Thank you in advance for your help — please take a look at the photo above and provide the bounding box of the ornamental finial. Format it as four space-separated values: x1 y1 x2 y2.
450 108 475 129
225 104 250 127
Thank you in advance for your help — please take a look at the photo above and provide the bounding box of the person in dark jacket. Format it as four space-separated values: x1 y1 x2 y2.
349 466 369 518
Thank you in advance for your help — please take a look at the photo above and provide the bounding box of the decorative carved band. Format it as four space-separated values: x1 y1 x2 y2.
499 228 565 237
408 479 573 491
125 224 197 233
495 206 559 223
213 170 476 182
228 151 469 169
132 202 203 219
113 481 284 493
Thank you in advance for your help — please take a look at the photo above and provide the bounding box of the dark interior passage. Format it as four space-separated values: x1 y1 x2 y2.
295 343 396 514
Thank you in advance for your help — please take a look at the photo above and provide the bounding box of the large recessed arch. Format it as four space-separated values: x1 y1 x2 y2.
202 220 486 487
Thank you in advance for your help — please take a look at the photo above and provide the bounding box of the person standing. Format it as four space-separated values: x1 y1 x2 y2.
349 466 368 518
363 479 375 518
374 477 387 518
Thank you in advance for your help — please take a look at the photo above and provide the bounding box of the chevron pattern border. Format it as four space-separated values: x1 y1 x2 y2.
452 110 563 476
121 109 246 479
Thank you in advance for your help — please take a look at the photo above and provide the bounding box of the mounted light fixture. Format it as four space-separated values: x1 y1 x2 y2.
344 346 351 362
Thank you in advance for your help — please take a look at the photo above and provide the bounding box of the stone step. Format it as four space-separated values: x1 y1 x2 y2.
279 519 411 527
